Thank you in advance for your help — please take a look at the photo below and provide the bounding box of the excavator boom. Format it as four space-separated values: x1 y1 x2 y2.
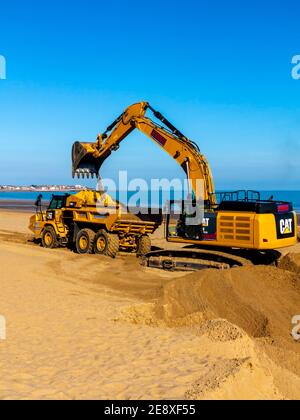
72 102 216 205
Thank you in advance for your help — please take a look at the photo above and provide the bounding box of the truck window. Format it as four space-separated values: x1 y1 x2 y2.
49 197 65 210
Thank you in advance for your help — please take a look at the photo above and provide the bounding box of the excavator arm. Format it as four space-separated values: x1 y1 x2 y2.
72 102 216 205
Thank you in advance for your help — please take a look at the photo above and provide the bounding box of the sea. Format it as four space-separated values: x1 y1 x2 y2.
1 190 300 212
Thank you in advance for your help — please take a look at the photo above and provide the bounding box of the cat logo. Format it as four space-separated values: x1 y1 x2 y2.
202 218 210 227
280 218 293 235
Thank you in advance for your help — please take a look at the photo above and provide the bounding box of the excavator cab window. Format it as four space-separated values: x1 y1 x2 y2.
166 201 204 240
216 190 261 203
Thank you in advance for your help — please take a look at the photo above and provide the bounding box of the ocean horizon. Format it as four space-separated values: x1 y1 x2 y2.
1 190 300 212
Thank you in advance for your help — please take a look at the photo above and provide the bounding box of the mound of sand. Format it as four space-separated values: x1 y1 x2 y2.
155 266 300 340
196 319 245 342
279 253 300 275
117 265 300 399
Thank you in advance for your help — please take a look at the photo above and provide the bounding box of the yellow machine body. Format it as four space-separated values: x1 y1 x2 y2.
29 190 160 254
69 102 298 252
166 210 297 250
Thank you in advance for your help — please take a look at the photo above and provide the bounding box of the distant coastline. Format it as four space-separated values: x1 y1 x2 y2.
0 185 86 193
1 191 300 220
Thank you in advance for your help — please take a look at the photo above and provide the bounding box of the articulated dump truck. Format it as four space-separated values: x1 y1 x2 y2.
29 190 161 258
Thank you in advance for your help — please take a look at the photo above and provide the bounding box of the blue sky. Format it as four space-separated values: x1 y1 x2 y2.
0 0 299 190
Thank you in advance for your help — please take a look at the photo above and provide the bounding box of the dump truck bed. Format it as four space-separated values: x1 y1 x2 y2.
111 218 159 236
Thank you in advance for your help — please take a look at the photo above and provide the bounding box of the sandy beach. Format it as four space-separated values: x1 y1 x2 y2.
0 200 47 212
1 210 300 400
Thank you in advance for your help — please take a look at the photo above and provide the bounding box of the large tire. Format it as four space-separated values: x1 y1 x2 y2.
94 230 119 259
137 235 152 256
41 226 59 249
76 229 95 254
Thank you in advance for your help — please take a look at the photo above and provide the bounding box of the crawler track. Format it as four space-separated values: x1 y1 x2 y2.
141 245 283 271
141 248 254 272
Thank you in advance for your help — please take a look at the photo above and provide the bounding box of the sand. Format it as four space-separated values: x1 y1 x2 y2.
1 210 300 400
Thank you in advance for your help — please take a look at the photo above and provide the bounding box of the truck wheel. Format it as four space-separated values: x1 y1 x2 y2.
42 226 59 249
137 235 152 256
94 230 119 258
76 229 95 254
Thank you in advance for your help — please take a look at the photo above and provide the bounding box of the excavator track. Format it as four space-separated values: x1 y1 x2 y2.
141 248 253 272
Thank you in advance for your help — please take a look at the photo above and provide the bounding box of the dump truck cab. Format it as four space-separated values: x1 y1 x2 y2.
48 194 69 211
45 195 69 228
29 194 70 249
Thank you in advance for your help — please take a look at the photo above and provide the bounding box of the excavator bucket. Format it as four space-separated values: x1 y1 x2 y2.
72 141 102 179
72 102 149 179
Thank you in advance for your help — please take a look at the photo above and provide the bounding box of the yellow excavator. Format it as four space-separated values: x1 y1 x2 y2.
72 102 297 256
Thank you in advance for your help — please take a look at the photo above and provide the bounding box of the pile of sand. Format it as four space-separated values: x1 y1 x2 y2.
154 266 300 341
122 265 300 341
279 253 300 275
118 264 300 399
